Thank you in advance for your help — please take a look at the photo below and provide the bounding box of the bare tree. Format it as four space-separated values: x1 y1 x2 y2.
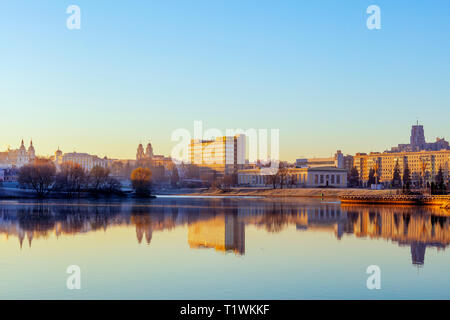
105 176 122 194
266 171 279 189
55 162 87 197
288 174 297 188
89 166 110 191
18 159 56 198
223 174 236 188
278 167 289 189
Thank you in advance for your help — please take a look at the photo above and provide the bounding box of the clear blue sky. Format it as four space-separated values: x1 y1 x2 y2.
1 1 449 161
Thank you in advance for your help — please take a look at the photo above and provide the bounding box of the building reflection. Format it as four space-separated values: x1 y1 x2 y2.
0 199 450 265
188 214 245 255
342 205 450 266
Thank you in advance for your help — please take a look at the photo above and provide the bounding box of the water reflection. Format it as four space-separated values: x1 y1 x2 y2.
188 214 245 255
1 199 449 265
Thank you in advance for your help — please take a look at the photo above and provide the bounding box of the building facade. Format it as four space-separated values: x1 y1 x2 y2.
53 149 112 172
188 135 246 175
353 150 450 187
0 140 35 168
238 166 347 188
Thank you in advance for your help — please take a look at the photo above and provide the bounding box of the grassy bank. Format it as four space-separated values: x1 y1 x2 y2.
180 188 397 198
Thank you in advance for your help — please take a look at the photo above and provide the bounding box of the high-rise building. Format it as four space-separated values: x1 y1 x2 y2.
410 124 426 150
390 123 449 152
188 134 246 175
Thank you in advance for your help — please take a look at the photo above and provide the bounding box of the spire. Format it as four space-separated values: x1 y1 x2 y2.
19 139 26 151
19 234 24 249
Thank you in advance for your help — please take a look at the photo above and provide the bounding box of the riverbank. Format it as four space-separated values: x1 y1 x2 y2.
0 187 157 200
179 187 396 198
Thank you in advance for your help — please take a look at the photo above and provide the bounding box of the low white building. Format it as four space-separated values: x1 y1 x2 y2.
238 166 347 188
53 149 113 172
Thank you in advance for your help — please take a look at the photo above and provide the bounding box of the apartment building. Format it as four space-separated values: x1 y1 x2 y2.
353 150 450 187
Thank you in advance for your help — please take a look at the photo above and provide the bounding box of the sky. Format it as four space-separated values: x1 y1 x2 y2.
0 1 449 161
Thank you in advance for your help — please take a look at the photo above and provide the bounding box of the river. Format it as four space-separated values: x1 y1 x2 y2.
1 196 449 299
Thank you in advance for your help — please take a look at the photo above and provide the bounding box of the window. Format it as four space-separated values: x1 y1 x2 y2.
337 175 341 184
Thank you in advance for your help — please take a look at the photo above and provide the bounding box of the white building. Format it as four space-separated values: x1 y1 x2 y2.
53 149 112 172
238 166 347 188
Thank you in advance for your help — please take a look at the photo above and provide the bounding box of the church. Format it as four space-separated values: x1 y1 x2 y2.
135 142 174 171
0 140 35 168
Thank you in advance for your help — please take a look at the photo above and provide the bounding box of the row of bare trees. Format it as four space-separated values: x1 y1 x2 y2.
266 166 298 189
18 159 122 198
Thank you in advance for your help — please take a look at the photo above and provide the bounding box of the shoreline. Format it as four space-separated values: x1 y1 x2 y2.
2 187 449 209
178 188 397 199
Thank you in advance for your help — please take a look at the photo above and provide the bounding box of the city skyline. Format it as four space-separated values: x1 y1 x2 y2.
2 1 450 303
1 121 448 162
1 1 450 161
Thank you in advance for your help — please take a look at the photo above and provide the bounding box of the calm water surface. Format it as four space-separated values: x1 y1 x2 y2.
1 197 450 299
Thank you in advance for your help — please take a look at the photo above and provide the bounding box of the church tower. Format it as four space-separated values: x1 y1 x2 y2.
145 143 154 159
136 143 145 161
17 139 28 166
28 140 35 161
